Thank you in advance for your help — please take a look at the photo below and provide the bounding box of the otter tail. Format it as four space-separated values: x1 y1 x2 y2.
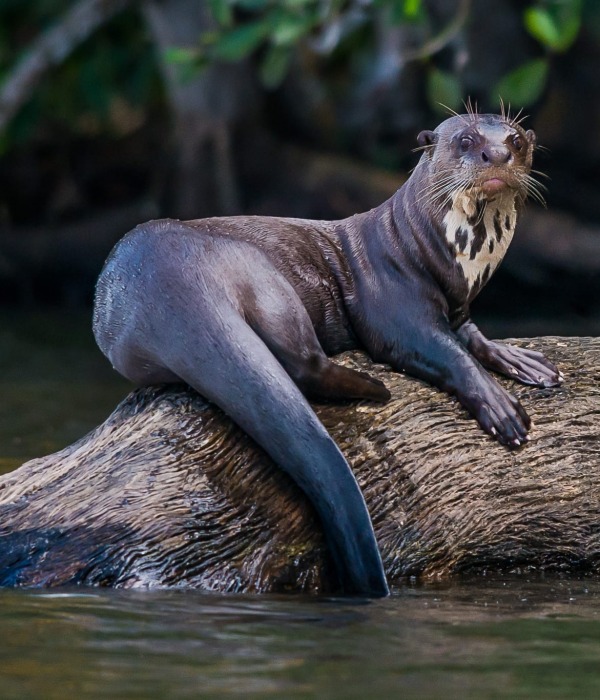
161 312 389 596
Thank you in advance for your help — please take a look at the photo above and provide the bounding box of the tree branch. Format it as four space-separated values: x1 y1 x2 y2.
0 0 132 132
403 0 471 63
1 337 599 591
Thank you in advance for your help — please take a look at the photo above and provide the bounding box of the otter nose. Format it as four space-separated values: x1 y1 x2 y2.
481 145 511 165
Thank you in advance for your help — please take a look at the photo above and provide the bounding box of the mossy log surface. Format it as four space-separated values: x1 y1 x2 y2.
0 337 599 592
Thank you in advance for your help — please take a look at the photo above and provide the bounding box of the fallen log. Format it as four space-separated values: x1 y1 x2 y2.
0 336 598 592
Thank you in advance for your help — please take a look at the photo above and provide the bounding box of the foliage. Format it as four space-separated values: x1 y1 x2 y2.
0 0 593 158
0 1 161 152
196 0 587 109
494 0 583 106
192 0 427 88
494 59 549 110
524 0 582 52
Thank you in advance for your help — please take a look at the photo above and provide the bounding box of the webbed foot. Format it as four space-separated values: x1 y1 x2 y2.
459 371 531 448
478 341 563 388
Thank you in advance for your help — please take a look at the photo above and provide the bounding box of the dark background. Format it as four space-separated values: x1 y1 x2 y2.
0 0 598 336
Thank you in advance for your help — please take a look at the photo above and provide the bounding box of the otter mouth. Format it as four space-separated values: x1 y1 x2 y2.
480 177 510 197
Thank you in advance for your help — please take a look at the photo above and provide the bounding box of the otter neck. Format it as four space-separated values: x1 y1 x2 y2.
441 189 518 299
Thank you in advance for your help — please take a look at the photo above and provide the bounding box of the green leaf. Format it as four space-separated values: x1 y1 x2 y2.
524 8 560 48
385 0 425 24
260 44 292 88
494 58 549 108
211 21 270 61
524 2 582 52
163 47 205 83
426 68 462 113
271 13 315 46
403 0 422 18
208 0 233 27
163 47 201 64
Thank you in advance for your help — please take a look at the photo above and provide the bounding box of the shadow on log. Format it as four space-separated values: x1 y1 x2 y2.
1 337 599 592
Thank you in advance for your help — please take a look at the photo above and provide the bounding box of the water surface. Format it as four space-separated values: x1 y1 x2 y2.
1 579 600 699
0 310 128 473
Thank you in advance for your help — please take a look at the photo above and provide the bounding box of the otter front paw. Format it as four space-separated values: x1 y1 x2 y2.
460 374 531 448
481 342 563 388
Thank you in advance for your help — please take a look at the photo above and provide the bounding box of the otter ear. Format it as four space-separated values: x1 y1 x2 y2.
417 130 437 148
525 129 537 146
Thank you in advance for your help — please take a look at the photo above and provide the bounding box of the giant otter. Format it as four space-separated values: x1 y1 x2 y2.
93 111 561 597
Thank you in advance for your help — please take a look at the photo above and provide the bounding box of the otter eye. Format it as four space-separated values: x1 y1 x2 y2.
460 136 473 152
512 135 523 151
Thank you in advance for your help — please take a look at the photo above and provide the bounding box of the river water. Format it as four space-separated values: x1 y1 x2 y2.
1 311 599 698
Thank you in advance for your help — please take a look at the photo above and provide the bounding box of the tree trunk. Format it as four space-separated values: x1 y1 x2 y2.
142 0 257 218
0 336 598 592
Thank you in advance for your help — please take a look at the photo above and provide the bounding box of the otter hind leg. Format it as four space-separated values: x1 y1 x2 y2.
285 354 391 403
300 358 391 403
244 288 390 403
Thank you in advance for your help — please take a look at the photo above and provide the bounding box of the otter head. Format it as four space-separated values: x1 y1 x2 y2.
414 112 542 296
415 113 540 211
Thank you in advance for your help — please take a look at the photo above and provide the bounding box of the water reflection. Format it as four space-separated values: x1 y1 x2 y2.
0 311 128 472
0 579 599 699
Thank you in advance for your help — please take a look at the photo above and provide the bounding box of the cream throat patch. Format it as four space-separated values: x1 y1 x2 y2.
443 191 517 293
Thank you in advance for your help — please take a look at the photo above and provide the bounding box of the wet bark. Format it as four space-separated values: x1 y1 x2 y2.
0 336 598 592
